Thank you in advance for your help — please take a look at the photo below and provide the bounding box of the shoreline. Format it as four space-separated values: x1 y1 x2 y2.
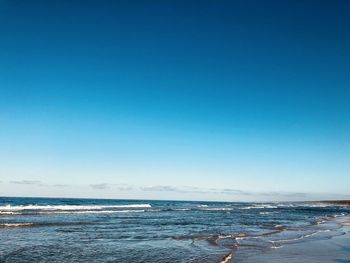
229 215 350 263
322 200 350 206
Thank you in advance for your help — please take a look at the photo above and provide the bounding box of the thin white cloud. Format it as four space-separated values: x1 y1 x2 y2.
90 183 133 191
90 183 110 190
140 185 252 195
10 180 43 185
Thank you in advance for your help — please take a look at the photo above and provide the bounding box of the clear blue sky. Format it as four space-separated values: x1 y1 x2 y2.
0 0 349 201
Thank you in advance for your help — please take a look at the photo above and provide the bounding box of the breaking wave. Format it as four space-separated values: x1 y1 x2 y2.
0 223 34 227
0 204 151 211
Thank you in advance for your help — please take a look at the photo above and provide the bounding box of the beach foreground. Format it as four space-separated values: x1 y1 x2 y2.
233 219 350 262
0 197 349 262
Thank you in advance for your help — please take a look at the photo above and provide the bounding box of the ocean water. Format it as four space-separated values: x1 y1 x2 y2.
0 197 349 262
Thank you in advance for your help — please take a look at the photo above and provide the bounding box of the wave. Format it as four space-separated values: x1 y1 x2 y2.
200 207 233 211
333 213 347 218
0 223 34 227
276 203 332 208
0 211 21 215
269 229 331 244
174 233 247 245
240 205 278 210
0 221 94 228
0 204 151 211
37 209 146 214
271 244 285 249
259 212 271 215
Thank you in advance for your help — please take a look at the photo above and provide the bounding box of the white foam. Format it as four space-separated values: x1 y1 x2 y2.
0 223 33 227
241 204 278 210
269 229 331 243
37 209 145 214
173 208 191 211
218 234 235 239
200 207 233 211
277 203 331 208
271 244 285 249
0 211 20 215
259 212 270 215
0 204 151 211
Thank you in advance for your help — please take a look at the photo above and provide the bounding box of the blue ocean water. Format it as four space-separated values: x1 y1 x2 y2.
0 197 349 262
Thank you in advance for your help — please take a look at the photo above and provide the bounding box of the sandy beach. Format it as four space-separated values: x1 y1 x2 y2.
233 217 350 263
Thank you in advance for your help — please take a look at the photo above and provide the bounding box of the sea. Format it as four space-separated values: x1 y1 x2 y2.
0 197 349 262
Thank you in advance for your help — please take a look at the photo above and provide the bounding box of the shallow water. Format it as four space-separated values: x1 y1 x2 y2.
0 197 349 262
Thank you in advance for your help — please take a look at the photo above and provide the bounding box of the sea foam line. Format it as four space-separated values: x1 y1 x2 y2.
240 205 278 209
269 229 331 243
0 223 34 227
37 210 145 214
0 204 151 211
200 207 233 211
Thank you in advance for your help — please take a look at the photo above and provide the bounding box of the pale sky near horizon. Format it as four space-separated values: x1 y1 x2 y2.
0 0 349 201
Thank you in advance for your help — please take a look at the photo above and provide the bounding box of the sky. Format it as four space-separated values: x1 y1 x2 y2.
0 0 349 201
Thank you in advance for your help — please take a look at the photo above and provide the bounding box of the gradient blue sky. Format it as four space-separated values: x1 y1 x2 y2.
0 0 349 201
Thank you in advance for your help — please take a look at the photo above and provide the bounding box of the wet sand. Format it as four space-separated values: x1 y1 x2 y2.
232 218 350 263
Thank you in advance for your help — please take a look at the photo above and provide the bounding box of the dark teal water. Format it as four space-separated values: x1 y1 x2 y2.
0 197 349 262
